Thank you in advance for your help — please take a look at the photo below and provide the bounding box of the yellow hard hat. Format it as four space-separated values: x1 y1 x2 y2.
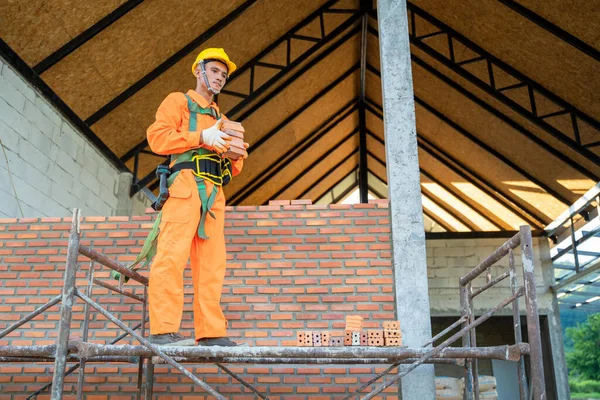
191 48 237 75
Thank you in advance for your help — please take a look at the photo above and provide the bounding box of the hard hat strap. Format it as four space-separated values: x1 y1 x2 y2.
199 60 221 95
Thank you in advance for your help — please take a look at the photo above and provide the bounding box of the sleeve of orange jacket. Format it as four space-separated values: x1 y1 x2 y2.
231 158 244 177
147 93 201 155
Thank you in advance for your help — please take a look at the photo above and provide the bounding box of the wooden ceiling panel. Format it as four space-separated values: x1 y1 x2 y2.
365 108 384 139
224 74 358 199
365 69 382 106
242 115 358 204
91 28 359 159
41 0 330 119
412 56 592 205
304 157 358 202
410 45 600 180
274 135 359 201
513 0 600 51
367 153 387 183
367 135 386 165
418 148 532 230
0 0 126 65
414 0 600 120
42 0 247 119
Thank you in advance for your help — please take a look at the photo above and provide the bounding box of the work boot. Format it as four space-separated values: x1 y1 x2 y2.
196 337 241 347
148 333 195 346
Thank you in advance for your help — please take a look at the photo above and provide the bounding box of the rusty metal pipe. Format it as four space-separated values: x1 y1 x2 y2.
471 270 511 299
0 295 61 339
460 233 521 285
51 209 80 400
510 249 528 400
520 226 546 400
93 278 145 302
78 245 148 286
75 342 527 361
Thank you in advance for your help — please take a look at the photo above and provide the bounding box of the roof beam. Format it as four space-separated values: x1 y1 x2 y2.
419 168 504 231
233 26 361 123
366 128 509 230
333 180 360 204
495 0 600 62
366 29 600 182
284 136 359 201
363 99 548 228
225 2 362 120
0 39 128 172
367 143 503 231
406 56 600 182
367 183 386 200
33 0 145 74
418 135 548 228
85 0 259 126
423 207 454 232
413 96 572 205
358 0 371 203
315 169 357 204
248 64 358 156
404 3 600 165
228 99 359 204
420 185 477 231
365 151 472 230
293 147 359 202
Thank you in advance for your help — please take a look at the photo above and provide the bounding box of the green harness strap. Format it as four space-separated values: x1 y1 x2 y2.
197 180 218 239
186 95 220 131
112 212 162 282
184 94 221 240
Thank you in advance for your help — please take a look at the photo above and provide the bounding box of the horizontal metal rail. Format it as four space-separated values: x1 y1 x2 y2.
460 233 521 285
79 245 148 285
75 342 527 361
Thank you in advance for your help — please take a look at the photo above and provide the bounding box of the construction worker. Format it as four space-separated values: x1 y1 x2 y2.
145 48 248 346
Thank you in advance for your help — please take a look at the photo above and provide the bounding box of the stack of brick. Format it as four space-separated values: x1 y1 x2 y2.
221 120 246 160
345 315 363 345
296 317 402 347
383 320 402 346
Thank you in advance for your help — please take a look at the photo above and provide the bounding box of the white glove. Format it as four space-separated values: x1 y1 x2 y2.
201 119 231 154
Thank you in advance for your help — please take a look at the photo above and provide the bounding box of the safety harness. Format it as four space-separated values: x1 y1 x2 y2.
114 94 233 282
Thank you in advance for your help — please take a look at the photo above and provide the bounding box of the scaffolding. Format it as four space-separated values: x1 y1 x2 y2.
0 209 546 399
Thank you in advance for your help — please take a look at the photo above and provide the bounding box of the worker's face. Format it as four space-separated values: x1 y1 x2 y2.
198 61 228 92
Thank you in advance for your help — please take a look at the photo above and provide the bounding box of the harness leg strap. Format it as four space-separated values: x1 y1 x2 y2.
197 181 218 239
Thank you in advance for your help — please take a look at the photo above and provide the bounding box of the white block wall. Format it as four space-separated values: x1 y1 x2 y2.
427 237 554 315
0 56 149 218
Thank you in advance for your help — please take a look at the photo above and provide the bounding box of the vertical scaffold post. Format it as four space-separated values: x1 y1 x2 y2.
51 208 81 400
519 225 546 400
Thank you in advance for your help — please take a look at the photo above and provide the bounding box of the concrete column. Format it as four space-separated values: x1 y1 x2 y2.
539 239 570 399
114 172 134 216
377 0 435 398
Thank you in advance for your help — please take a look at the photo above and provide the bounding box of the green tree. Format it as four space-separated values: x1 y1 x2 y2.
566 313 600 380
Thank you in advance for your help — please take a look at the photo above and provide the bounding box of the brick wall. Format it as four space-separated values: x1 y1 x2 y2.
0 55 149 218
0 203 553 399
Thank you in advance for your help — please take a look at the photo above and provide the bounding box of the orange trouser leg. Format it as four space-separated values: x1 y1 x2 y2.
148 175 200 334
190 182 228 340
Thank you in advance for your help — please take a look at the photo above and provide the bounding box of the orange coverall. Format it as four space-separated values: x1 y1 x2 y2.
146 89 243 340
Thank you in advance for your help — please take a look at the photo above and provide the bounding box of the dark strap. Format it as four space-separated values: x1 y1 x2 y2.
171 159 222 178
